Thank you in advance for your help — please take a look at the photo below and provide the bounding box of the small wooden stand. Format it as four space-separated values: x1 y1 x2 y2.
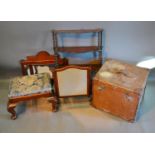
20 51 68 75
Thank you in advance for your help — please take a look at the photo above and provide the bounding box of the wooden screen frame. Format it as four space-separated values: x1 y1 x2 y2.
53 65 91 98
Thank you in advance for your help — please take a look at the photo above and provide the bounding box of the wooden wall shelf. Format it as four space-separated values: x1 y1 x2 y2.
52 28 103 71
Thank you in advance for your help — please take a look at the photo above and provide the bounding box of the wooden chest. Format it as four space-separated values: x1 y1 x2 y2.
92 59 150 122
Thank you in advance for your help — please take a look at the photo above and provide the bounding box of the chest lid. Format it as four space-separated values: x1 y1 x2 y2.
94 59 150 94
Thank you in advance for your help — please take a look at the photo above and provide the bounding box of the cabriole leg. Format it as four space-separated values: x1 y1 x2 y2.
7 101 17 120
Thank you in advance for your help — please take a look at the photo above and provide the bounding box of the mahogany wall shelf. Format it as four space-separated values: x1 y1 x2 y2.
52 28 103 71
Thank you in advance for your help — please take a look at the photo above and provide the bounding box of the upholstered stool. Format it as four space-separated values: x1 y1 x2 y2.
7 73 57 120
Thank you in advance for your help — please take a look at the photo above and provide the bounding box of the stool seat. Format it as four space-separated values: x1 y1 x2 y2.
8 73 51 98
7 73 57 120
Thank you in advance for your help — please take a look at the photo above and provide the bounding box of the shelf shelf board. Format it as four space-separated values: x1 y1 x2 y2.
53 28 103 34
55 46 101 53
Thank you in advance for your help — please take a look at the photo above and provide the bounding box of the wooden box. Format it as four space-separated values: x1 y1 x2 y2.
92 59 150 122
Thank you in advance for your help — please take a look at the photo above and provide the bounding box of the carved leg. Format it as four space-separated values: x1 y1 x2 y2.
48 96 59 112
7 101 17 120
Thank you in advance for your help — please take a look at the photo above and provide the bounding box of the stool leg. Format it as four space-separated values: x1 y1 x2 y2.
7 101 17 120
48 96 58 112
